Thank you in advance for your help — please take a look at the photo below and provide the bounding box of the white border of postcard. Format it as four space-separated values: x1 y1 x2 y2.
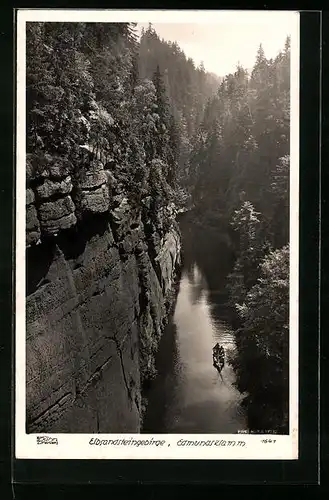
15 9 300 460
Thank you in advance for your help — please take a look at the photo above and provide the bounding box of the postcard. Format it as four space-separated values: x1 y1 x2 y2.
15 9 299 460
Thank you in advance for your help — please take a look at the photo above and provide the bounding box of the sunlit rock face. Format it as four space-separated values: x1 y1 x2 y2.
25 153 181 433
76 160 110 215
26 154 77 239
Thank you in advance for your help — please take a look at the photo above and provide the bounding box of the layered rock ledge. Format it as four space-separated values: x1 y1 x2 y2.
26 154 181 433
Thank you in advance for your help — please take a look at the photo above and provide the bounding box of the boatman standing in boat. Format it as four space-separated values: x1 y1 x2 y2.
213 343 225 371
213 343 219 357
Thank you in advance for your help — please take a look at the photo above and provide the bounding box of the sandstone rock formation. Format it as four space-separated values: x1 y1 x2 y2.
25 153 181 433
76 160 110 215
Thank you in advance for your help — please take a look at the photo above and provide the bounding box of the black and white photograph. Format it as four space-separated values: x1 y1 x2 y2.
16 9 300 460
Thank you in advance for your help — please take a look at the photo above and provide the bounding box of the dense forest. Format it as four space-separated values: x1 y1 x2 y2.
188 38 290 432
26 21 290 433
139 24 221 177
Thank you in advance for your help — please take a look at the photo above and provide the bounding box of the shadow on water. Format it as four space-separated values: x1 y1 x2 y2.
142 212 288 434
141 321 181 433
142 213 246 434
179 214 236 324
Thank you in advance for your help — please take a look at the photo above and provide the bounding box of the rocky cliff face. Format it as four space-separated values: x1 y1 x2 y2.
26 153 181 433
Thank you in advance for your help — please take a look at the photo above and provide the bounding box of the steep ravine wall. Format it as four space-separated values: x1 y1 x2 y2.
25 154 181 433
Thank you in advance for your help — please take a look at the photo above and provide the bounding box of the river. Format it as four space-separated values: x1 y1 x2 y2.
142 214 247 433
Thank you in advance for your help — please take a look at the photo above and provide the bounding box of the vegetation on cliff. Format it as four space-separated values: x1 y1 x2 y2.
26 22 291 432
26 22 221 219
26 22 185 410
27 23 181 228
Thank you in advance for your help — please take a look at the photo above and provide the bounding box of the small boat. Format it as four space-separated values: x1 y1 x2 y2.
212 344 225 373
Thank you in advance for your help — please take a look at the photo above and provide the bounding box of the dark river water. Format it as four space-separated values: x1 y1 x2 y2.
142 214 247 433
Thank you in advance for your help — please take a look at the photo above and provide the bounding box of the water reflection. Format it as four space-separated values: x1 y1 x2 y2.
142 220 247 433
142 214 288 434
180 216 288 434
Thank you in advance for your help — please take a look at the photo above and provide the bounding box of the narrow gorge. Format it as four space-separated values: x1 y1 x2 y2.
24 21 291 436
